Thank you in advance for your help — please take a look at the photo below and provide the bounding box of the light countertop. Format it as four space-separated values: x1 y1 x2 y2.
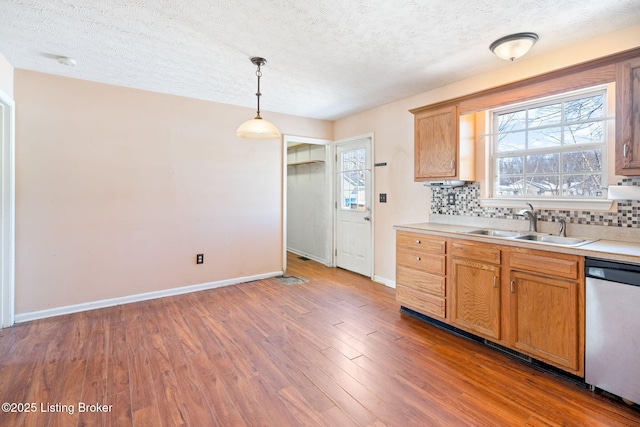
395 222 640 265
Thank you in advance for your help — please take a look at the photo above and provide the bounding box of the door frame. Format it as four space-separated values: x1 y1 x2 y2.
0 88 15 328
333 133 374 278
282 135 333 274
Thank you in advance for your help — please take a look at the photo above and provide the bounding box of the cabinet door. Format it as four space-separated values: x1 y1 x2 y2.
509 271 579 372
414 105 458 180
616 57 640 175
450 258 501 339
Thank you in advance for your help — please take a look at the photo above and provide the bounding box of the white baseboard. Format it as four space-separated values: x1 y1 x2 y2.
373 275 396 289
286 248 330 266
14 271 283 323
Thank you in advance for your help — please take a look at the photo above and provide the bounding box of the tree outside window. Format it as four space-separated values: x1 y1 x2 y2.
492 89 607 199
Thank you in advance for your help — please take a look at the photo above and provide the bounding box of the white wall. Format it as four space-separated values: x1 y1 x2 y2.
13 69 332 316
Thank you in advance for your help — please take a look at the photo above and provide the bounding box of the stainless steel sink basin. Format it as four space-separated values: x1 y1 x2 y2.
513 234 596 247
460 229 523 238
459 228 597 247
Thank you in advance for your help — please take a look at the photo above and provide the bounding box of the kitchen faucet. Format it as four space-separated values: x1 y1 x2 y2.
518 203 537 232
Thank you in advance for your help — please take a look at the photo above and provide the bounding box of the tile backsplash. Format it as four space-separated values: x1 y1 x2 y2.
431 178 640 228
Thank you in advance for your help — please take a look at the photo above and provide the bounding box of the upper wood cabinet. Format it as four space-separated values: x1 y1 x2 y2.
413 104 458 180
616 57 640 176
411 104 475 182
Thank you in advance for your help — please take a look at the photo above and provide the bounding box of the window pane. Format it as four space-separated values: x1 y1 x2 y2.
497 110 526 132
525 176 560 196
562 174 602 197
565 95 604 122
564 121 604 145
497 131 525 152
529 103 561 127
495 176 525 196
563 150 602 173
529 127 562 149
497 156 523 174
526 153 559 174
341 148 366 210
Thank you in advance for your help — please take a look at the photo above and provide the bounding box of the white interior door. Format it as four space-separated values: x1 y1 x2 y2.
335 136 373 277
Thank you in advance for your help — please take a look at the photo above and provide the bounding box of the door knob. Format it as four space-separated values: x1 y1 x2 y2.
364 216 370 221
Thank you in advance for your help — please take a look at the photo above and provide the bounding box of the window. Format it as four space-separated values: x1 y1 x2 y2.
339 148 366 210
491 87 607 199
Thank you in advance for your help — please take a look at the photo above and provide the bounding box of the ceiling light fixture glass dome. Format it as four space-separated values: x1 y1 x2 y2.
490 32 539 61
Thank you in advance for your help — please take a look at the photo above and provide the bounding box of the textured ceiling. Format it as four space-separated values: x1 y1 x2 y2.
1 0 639 120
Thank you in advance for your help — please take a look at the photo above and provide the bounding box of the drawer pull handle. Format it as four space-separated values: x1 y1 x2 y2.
493 276 497 288
416 240 421 244
624 143 629 158
510 280 515 293
416 257 421 261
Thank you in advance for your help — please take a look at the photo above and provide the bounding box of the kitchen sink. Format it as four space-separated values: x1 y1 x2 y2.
513 234 596 247
460 229 523 238
459 228 597 247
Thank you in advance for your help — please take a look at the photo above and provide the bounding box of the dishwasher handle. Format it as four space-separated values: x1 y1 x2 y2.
585 258 640 287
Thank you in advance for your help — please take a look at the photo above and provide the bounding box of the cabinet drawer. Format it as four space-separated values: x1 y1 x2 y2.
396 231 446 254
397 247 446 275
451 241 501 264
397 285 446 319
397 266 445 297
510 250 579 280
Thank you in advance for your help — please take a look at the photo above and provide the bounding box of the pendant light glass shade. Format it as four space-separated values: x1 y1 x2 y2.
237 57 281 140
490 32 538 61
236 117 281 139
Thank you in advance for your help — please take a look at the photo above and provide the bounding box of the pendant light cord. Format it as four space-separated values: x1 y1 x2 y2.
255 64 262 119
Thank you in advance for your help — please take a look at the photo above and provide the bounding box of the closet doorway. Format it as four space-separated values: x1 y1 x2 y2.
283 136 332 272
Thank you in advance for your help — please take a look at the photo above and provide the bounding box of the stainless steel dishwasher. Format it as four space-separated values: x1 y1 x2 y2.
585 257 640 404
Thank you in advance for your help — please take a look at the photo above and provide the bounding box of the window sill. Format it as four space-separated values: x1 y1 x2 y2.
479 198 614 211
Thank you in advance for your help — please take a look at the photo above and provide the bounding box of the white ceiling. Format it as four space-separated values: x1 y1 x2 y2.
1 0 639 120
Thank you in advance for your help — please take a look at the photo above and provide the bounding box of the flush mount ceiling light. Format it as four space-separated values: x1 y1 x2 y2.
236 57 281 140
489 32 539 61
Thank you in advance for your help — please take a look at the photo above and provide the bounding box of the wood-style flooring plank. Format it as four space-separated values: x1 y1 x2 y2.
0 252 638 426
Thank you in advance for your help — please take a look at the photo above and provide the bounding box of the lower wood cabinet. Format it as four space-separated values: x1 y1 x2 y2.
450 243 501 340
507 248 583 375
509 271 579 372
396 231 585 377
395 231 447 320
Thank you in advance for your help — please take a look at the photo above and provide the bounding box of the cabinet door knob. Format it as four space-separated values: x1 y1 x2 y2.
510 280 515 293
624 143 629 158
416 240 421 244
493 276 498 288
416 257 421 261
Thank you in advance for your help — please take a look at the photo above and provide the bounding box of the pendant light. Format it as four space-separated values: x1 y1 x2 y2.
236 57 281 139
490 32 539 61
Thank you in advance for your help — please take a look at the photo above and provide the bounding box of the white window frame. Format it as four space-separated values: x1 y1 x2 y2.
483 85 613 210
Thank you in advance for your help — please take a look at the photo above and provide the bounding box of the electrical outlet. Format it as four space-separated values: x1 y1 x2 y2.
447 193 456 205
379 193 387 203
196 254 204 264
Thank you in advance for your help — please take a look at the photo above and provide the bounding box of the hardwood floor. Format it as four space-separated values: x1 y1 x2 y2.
1 252 639 426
